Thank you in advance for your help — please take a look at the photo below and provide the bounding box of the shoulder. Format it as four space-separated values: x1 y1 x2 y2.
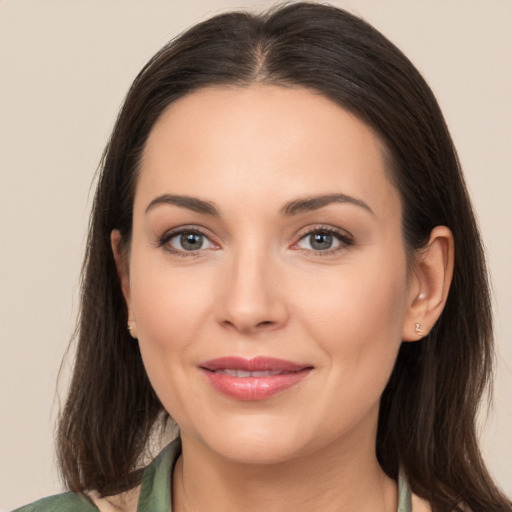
12 489 141 512
12 492 99 512
411 492 432 512
87 489 139 512
12 490 140 512
12 439 181 512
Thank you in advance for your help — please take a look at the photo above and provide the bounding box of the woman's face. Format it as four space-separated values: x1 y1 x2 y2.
119 85 419 464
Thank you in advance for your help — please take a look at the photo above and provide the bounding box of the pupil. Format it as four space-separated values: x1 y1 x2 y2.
311 232 332 250
181 233 202 250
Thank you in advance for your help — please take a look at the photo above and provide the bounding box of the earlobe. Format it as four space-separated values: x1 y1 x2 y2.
111 230 138 338
402 226 454 341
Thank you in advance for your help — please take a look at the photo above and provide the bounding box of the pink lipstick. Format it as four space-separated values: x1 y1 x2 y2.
199 356 312 400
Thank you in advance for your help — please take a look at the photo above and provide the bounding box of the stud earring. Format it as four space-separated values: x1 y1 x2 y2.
127 323 137 338
415 322 424 336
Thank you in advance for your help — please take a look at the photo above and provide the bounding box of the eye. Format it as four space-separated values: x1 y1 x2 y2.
300 232 338 251
160 229 216 254
294 227 353 254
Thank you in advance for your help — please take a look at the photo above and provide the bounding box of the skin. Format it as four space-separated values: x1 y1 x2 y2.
112 85 453 512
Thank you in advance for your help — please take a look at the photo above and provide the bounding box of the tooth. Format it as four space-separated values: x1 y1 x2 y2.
214 369 284 377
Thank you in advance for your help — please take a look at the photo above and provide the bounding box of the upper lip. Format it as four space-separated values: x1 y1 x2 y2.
199 356 311 373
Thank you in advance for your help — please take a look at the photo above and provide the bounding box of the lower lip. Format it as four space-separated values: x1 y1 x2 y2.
200 369 312 401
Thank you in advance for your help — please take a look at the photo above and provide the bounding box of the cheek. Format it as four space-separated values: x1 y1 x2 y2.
296 251 408 387
128 258 221 430
128 252 216 392
130 251 212 341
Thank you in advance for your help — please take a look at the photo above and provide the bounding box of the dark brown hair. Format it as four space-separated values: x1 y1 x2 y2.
57 3 511 511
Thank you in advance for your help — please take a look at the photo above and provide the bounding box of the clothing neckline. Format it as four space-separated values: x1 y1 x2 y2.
137 438 412 512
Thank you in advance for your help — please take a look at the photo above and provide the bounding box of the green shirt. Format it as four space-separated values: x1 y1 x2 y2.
13 439 413 511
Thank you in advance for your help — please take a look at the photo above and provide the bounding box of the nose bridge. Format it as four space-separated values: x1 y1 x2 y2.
217 238 288 333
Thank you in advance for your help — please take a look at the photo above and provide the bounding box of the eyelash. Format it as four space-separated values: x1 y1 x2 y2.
157 226 215 257
156 225 354 257
294 225 354 256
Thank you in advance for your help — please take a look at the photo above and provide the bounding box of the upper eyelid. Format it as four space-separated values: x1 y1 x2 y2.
295 224 353 240
160 225 213 239
160 224 351 238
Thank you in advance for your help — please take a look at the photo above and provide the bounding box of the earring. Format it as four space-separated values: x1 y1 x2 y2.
127 323 137 338
415 322 424 336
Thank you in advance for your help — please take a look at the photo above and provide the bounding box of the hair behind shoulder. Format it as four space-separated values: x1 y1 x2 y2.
57 3 511 510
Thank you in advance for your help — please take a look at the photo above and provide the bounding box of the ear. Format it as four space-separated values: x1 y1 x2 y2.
111 230 138 338
402 226 454 341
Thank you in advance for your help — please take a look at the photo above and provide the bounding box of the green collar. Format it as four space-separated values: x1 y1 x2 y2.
137 438 412 512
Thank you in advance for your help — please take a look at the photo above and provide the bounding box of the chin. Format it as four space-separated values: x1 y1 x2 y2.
214 436 307 466
187 415 320 466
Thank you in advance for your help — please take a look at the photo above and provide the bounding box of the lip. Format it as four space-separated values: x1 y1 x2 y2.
198 356 313 401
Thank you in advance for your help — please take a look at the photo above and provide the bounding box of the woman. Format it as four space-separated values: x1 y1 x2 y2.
14 2 511 511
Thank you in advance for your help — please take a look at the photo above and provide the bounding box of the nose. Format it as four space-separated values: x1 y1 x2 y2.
215 249 289 335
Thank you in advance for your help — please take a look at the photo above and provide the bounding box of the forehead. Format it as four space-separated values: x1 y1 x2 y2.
137 84 399 219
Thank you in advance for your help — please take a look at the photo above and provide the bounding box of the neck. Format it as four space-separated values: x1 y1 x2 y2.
172 430 397 512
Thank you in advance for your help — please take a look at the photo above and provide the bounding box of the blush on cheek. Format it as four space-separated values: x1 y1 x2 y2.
132 256 213 337
301 259 407 402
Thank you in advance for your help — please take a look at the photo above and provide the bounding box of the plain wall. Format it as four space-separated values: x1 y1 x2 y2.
1 0 510 509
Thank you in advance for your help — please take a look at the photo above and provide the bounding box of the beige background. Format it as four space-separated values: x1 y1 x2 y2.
1 0 511 509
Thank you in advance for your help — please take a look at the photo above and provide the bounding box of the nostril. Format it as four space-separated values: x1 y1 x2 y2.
255 320 276 329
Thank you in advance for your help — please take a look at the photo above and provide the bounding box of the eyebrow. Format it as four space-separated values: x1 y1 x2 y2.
280 193 375 217
145 194 220 216
145 192 374 217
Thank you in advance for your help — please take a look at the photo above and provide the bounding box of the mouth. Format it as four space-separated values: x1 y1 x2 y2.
198 356 313 401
